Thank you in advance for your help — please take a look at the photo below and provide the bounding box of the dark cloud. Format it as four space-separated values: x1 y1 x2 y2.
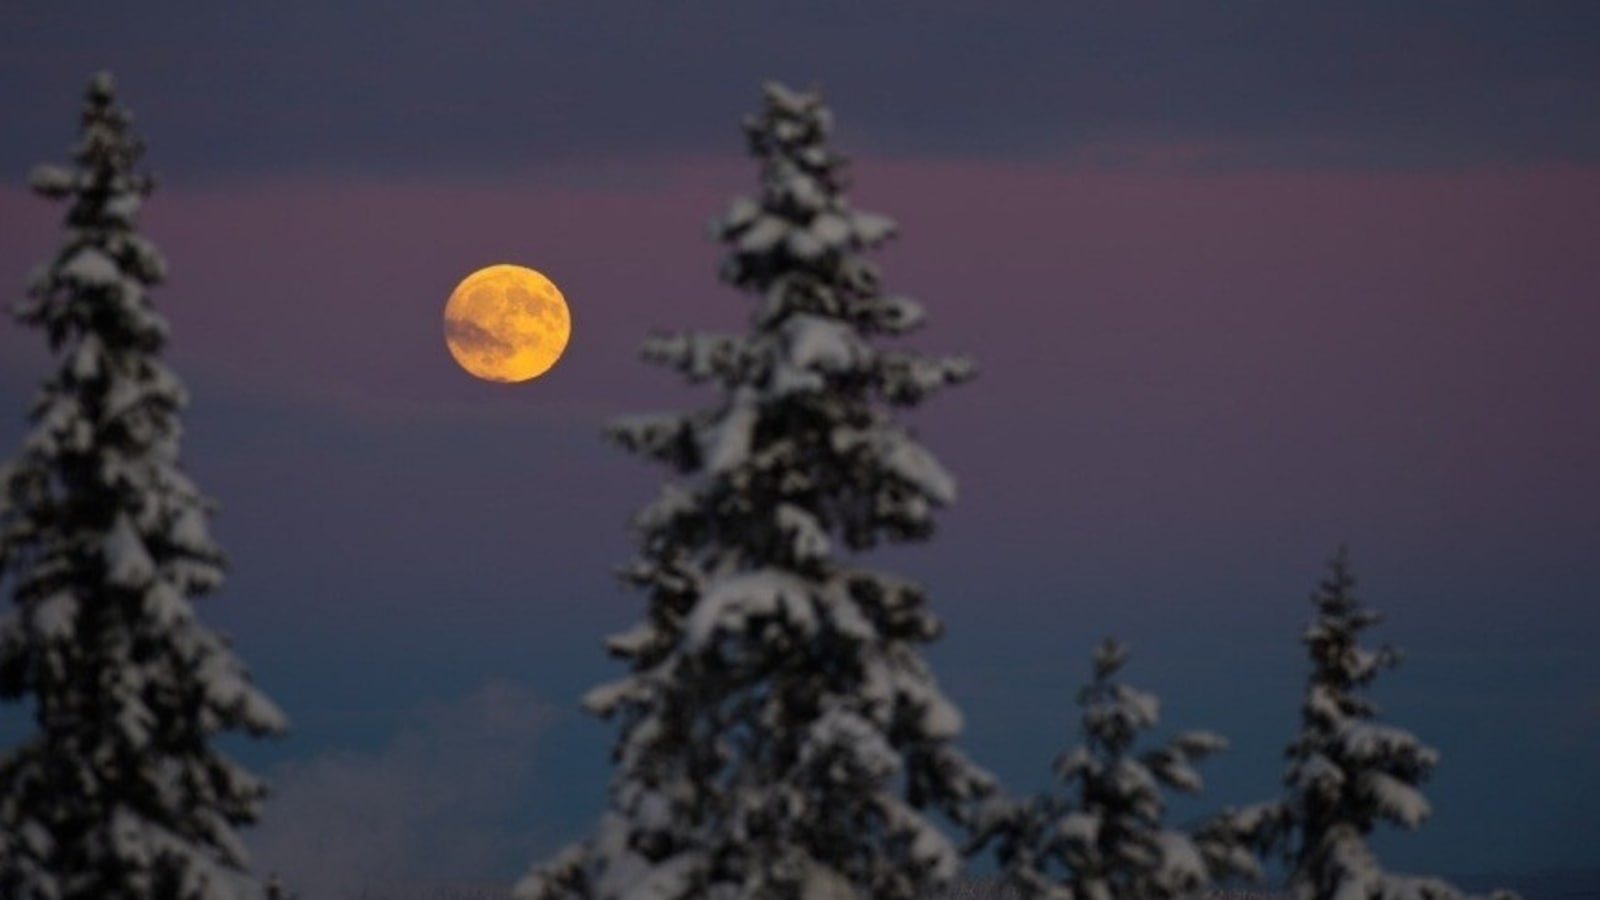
2 2 1598 182
444 313 514 364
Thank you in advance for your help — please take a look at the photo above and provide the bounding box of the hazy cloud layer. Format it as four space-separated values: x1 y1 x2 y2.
249 680 553 900
3 3 1598 181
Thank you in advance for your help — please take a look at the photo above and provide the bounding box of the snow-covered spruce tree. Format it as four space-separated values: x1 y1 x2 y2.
0 72 287 899
262 873 296 900
1274 548 1513 900
972 639 1261 900
516 81 997 900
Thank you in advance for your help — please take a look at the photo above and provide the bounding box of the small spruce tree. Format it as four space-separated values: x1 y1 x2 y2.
1273 547 1514 900
0 72 287 899
263 872 296 900
516 81 996 900
974 639 1260 900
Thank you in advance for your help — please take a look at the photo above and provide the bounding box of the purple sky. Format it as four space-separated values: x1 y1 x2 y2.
2 5 1598 895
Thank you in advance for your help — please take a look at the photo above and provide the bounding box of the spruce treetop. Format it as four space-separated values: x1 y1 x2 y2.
611 80 975 570
1298 547 1401 735
518 81 994 900
1271 549 1516 900
0 71 285 900
975 640 1258 900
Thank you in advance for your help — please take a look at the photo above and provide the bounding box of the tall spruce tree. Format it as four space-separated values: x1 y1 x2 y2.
516 81 997 900
0 72 287 899
973 640 1261 900
1274 548 1513 900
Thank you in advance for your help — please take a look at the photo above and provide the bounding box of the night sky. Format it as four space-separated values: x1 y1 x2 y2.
2 4 1597 896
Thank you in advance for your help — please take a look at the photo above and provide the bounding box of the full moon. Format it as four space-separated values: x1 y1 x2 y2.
443 264 571 382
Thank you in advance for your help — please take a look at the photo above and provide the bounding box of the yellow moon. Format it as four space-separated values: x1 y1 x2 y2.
443 264 571 382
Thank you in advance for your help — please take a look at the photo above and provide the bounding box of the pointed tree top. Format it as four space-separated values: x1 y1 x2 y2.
88 70 116 100
62 68 150 191
1091 636 1131 680
740 80 847 198
1315 543 1355 599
